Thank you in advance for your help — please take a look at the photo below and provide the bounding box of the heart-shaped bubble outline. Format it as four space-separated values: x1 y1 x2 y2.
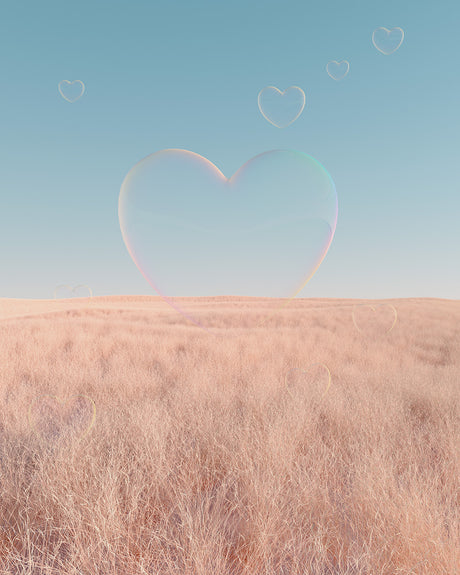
284 363 332 402
372 27 404 55
28 394 96 445
258 86 306 128
53 284 93 299
352 303 398 336
58 80 85 103
326 60 350 81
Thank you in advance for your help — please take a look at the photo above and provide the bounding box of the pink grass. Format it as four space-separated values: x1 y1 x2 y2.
0 296 458 574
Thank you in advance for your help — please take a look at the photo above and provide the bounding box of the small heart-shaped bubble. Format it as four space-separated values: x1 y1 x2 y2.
58 80 85 103
372 27 404 55
326 60 350 81
54 284 93 299
258 86 306 128
28 394 96 447
352 303 397 338
284 363 331 402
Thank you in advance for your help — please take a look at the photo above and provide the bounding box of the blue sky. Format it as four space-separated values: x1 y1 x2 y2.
0 0 458 300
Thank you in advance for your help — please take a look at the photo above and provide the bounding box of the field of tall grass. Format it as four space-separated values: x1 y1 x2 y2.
0 296 458 574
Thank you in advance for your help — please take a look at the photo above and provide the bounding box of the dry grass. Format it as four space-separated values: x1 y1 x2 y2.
0 296 458 575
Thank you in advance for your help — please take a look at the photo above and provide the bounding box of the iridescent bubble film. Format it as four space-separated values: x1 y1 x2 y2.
119 149 338 332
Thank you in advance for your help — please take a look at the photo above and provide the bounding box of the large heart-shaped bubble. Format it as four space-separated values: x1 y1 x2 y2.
119 149 338 333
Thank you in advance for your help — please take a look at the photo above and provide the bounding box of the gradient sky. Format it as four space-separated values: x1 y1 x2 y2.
1 0 458 300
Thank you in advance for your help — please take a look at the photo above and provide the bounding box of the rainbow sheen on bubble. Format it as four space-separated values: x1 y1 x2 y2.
258 86 305 128
119 149 338 332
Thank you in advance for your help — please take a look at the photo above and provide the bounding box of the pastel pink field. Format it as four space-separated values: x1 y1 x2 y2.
0 296 458 574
